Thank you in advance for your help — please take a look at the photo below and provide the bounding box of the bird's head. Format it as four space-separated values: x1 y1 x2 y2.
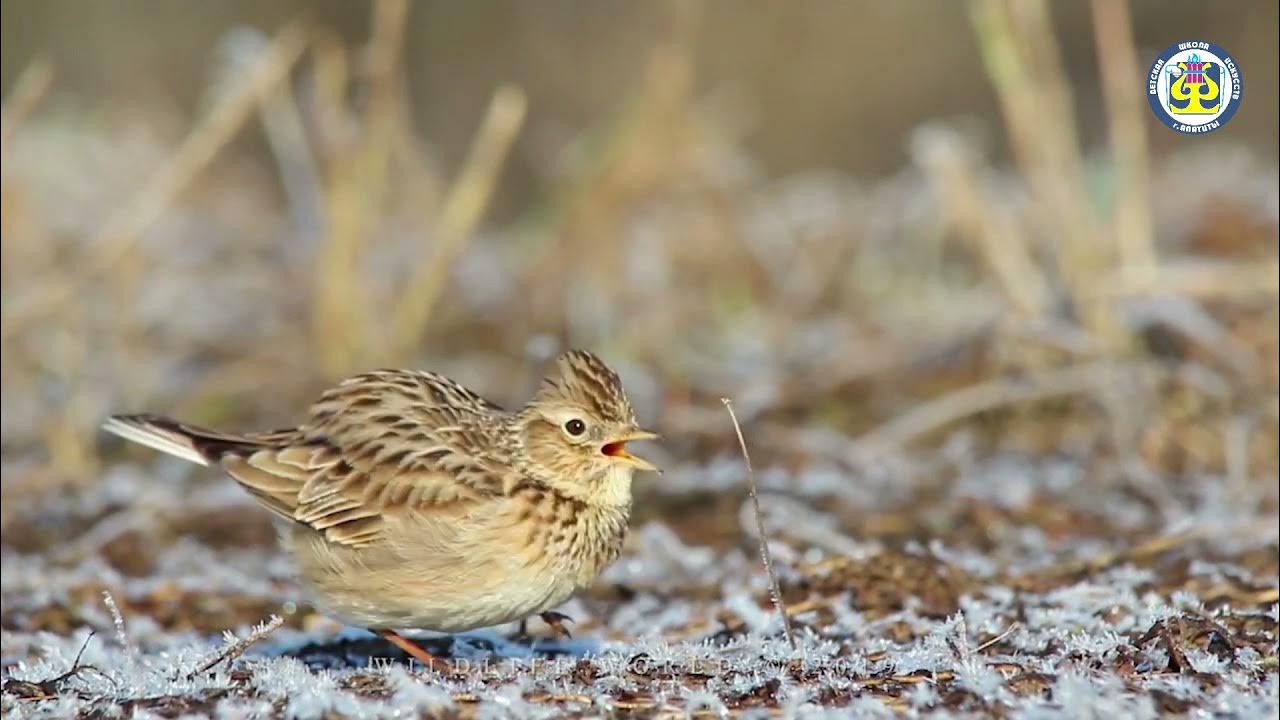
515 350 658 504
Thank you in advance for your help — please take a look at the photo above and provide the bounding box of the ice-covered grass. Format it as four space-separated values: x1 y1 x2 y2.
3 451 1276 718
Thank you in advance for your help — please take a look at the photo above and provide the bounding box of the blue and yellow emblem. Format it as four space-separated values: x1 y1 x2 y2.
1147 41 1242 135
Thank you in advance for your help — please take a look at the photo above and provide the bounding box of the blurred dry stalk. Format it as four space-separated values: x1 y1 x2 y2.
1090 0 1155 275
0 57 54 155
872 1 1275 465
1096 259 1280 300
855 360 1155 452
0 0 1275 500
882 0 1278 478
544 0 702 350
306 0 527 371
1 23 309 344
911 129 1051 321
969 0 1122 349
312 0 406 374
952 0 1277 350
388 85 527 360
2 24 307 482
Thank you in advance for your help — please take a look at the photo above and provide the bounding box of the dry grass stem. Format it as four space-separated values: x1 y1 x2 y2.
951 616 971 659
101 591 133 657
1 23 308 342
389 84 528 357
1224 416 1251 499
313 0 409 373
975 622 1022 653
0 632 112 699
971 0 1122 348
0 56 54 154
1096 259 1280 299
1090 0 1156 274
856 361 1151 450
721 397 796 650
225 31 324 244
1042 529 1206 579
912 127 1051 319
186 615 284 679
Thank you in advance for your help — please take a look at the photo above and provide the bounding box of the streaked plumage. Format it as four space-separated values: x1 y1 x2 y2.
103 350 657 662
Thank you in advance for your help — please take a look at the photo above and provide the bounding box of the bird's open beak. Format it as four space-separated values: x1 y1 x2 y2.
601 429 660 472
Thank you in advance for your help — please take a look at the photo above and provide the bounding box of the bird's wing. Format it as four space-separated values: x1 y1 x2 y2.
221 370 518 548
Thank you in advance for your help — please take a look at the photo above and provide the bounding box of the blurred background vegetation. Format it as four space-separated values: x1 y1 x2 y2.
1 0 1277 525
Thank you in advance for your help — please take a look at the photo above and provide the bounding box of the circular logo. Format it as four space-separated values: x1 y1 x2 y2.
1147 41 1242 134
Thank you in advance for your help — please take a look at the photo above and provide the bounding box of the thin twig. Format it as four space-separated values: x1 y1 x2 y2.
975 622 1022 653
69 631 95 669
951 615 972 659
721 397 795 650
1 632 117 700
186 615 284 679
101 591 134 657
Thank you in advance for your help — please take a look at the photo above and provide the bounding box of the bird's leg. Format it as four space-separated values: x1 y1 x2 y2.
378 630 443 669
513 618 530 642
539 611 574 639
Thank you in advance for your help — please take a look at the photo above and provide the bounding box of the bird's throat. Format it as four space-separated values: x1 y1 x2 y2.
593 463 635 509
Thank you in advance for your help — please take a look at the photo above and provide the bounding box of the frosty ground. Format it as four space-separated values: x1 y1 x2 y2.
3 445 1276 718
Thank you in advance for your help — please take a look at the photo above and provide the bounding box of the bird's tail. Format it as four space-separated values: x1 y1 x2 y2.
102 414 270 466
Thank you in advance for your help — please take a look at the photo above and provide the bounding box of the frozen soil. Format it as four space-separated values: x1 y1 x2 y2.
2 449 1277 718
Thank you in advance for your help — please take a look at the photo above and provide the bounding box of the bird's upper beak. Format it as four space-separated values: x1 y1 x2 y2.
601 429 660 472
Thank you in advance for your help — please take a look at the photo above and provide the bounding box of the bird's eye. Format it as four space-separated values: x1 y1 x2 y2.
564 418 586 436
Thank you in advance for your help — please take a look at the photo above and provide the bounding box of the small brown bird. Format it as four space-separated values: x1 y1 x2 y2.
103 350 658 665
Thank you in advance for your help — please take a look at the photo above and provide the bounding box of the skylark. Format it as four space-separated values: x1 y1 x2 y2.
103 350 658 665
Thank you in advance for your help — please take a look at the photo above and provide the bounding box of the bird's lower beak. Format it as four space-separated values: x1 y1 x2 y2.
601 430 660 472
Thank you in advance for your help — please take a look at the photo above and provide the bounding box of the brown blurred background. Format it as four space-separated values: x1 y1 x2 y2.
1 0 1277 506
4 1 1278 182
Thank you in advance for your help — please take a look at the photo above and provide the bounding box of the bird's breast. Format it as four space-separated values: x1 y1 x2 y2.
504 488 630 589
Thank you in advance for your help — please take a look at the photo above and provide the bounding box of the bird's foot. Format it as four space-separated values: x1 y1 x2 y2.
378 630 445 670
539 611 574 640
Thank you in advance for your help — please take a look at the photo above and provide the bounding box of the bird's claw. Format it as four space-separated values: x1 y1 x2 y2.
539 611 574 639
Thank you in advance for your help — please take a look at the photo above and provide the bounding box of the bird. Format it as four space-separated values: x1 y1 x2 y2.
102 349 658 666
